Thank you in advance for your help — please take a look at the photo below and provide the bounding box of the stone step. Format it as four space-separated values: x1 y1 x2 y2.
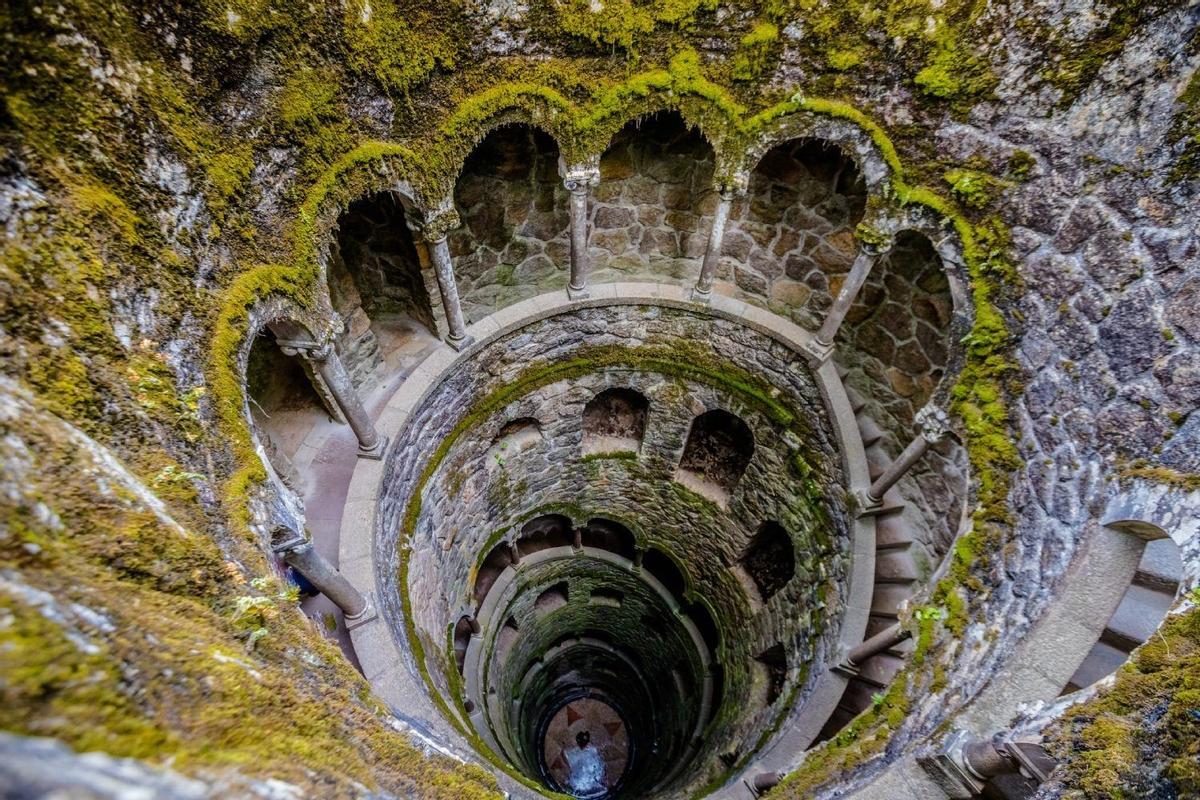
1066 640 1128 691
845 386 868 414
1101 584 1175 652
875 512 916 550
854 652 907 687
875 549 921 583
856 416 886 448
1133 538 1183 593
869 584 913 618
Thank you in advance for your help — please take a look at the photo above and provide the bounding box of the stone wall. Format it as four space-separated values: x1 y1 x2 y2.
329 193 439 383
450 126 571 322
377 304 871 795
721 139 866 323
591 112 718 283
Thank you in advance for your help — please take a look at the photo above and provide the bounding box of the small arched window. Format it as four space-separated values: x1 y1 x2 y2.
676 409 755 504
643 548 687 602
582 388 649 455
453 615 477 674
740 522 796 602
534 582 569 618
473 542 514 609
515 514 573 557
580 517 637 560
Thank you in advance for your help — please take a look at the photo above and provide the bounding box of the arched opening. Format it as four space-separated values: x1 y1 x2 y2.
594 111 717 282
754 644 787 707
724 138 866 316
675 409 755 505
580 518 637 560
1062 536 1182 692
739 522 795 603
534 582 570 618
642 549 687 603
490 418 544 467
686 602 720 655
582 388 650 456
245 327 335 491
516 514 575 557
453 615 477 675
329 191 440 384
452 124 568 319
474 542 515 609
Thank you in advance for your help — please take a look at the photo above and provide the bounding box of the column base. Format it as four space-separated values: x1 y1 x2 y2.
567 284 590 300
344 591 378 631
690 286 713 304
853 488 885 516
800 337 835 365
357 435 389 461
446 333 473 351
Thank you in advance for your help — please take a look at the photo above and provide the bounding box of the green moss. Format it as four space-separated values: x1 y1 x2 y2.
341 0 459 98
731 21 780 81
943 168 1005 210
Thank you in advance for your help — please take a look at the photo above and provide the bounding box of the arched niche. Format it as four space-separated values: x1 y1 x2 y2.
739 522 796 603
675 409 755 505
582 387 650 456
534 582 570 618
451 124 568 320
328 191 440 385
516 514 574 557
722 138 866 318
580 517 637 560
453 614 477 675
643 548 687 603
593 111 717 282
474 542 515 610
244 325 337 491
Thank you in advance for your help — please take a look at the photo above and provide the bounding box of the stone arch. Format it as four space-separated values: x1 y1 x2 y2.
327 190 442 385
642 548 689 603
719 136 867 320
453 614 478 675
675 409 755 504
450 122 570 321
243 316 341 491
474 541 515 610
591 110 718 284
580 517 638 560
515 514 574 557
582 387 650 455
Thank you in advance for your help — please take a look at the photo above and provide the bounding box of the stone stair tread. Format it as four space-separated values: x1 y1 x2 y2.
1133 538 1183 591
1102 584 1174 648
875 550 921 582
855 652 907 686
874 514 916 549
856 417 886 447
1067 641 1128 689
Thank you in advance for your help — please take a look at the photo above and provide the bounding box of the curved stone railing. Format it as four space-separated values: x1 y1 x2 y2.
336 283 909 794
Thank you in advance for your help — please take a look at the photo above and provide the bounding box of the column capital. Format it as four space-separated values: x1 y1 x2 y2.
715 171 750 199
854 223 894 256
270 525 309 555
562 163 601 194
915 404 952 443
410 208 462 242
276 337 334 363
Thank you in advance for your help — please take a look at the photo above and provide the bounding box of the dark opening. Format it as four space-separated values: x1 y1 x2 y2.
677 409 755 499
741 522 796 602
642 548 687 602
580 518 637 560
474 542 514 609
756 644 787 706
453 615 475 674
582 388 650 454
517 514 575 557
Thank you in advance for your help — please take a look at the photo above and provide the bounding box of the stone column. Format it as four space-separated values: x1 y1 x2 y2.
280 338 387 460
414 209 470 349
859 405 950 509
835 622 911 676
693 177 744 301
272 528 374 623
562 162 601 299
805 237 892 362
